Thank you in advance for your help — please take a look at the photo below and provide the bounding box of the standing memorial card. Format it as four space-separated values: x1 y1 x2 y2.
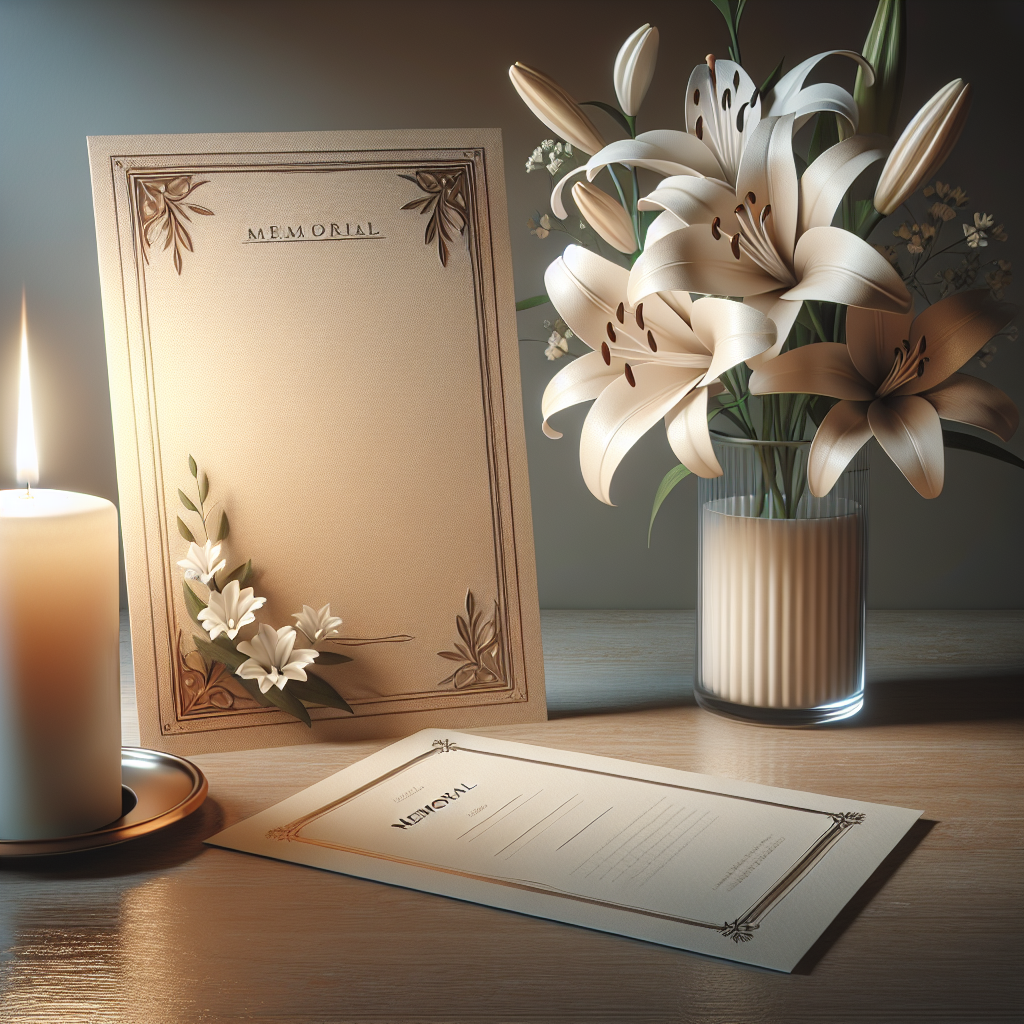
88 129 546 754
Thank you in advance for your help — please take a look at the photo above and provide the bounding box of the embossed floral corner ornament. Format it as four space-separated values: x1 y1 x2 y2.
135 174 213 274
399 169 468 267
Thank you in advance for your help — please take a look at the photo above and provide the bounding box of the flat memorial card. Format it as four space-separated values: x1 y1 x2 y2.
88 129 545 754
207 729 922 972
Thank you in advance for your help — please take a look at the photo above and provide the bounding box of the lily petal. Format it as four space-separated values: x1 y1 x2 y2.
579 363 704 503
766 50 873 129
788 226 912 312
741 291 801 364
665 386 723 477
924 373 1020 441
584 130 725 185
541 351 625 438
628 226 780 304
637 175 739 230
550 165 589 219
799 134 890 234
736 115 798 263
845 305 916 387
684 59 762 185
868 395 945 498
808 400 873 497
614 24 659 116
748 342 875 400
895 290 1016 395
689 297 776 384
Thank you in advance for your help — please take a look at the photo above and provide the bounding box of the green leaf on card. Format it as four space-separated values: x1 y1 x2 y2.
198 472 209 504
217 510 230 541
178 488 198 513
648 464 693 547
315 651 353 666
221 560 252 589
193 633 246 673
233 674 275 708
182 581 207 626
177 516 195 543
288 672 354 714
188 455 198 478
262 682 312 727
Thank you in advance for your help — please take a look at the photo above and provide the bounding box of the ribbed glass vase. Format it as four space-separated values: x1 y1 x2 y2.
695 434 869 726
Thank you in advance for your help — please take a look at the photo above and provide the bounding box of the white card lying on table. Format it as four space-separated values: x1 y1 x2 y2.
206 729 921 971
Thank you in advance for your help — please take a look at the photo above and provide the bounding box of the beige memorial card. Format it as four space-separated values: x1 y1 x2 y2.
88 129 545 754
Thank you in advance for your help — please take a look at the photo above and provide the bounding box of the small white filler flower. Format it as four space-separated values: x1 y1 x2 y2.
197 579 266 640
177 540 226 585
292 603 343 644
237 624 319 693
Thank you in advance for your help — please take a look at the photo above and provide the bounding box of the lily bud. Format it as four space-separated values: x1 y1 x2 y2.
874 78 971 215
854 0 906 137
509 63 606 156
613 24 660 117
572 183 637 254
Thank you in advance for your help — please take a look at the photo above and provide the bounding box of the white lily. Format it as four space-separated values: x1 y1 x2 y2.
176 539 226 586
542 245 776 502
614 24 659 116
548 50 874 218
874 78 971 216
237 624 319 694
628 115 911 356
197 579 266 641
572 181 637 253
292 603 343 644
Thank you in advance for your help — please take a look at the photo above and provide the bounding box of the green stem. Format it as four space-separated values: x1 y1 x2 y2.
804 302 831 345
858 206 885 239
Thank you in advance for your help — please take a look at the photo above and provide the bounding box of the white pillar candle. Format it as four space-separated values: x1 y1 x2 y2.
0 299 122 841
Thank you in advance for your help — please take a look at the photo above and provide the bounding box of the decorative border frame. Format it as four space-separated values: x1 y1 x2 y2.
266 739 865 944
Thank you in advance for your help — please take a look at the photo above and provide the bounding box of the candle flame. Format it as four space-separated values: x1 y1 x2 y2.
16 290 39 486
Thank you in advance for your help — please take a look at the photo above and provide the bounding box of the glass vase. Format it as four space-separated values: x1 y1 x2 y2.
695 434 868 726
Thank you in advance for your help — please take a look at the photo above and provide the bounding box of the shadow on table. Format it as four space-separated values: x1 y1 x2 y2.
0 796 224 880
794 817 936 975
840 674 1024 727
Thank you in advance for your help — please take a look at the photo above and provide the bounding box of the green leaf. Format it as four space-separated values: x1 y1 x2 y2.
177 516 195 543
198 472 209 504
759 57 785 100
178 488 198 513
221 560 252 589
942 430 1024 470
648 464 693 546
262 682 312 727
182 581 207 626
515 294 550 312
217 510 230 541
188 454 198 478
580 100 632 138
807 111 842 166
288 672 354 714
193 633 246 672
233 674 276 707
315 651 353 666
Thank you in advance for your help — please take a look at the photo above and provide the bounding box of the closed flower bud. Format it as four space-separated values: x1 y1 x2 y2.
509 63 606 156
854 0 906 138
572 182 637 254
613 24 660 117
874 78 971 215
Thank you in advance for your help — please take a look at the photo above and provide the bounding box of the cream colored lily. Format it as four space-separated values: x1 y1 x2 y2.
542 246 776 503
748 290 1018 498
614 24 659 116
508 63 605 156
572 181 637 253
547 49 874 219
627 114 911 354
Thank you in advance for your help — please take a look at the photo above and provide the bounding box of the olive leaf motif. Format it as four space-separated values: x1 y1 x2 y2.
437 589 506 689
399 169 468 267
135 174 214 274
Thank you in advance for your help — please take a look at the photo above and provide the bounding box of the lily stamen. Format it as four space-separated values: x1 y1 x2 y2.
875 336 930 397
731 194 796 285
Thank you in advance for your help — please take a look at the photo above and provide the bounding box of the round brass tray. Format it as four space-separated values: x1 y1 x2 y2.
0 747 208 857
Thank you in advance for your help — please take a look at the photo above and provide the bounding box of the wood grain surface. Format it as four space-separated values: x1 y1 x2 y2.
2 609 1022 1024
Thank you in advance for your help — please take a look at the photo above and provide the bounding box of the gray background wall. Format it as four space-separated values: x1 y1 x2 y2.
0 0 1020 609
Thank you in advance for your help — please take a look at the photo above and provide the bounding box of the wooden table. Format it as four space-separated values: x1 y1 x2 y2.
2 610 1022 1023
